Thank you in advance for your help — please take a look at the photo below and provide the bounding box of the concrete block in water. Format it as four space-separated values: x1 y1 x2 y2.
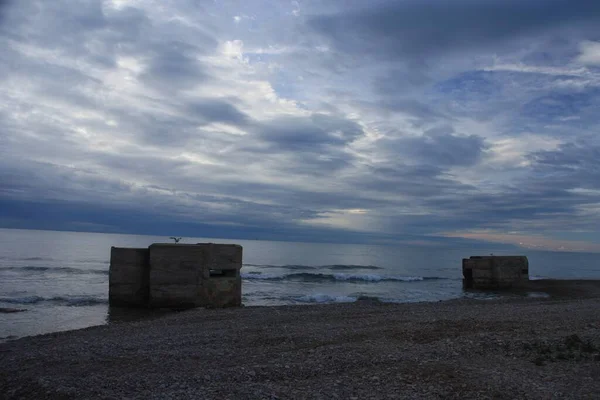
148 244 205 308
198 243 242 307
463 256 529 290
109 247 149 307
110 243 243 309
147 243 243 309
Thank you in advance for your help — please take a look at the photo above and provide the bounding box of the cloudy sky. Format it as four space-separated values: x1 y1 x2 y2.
1 0 600 251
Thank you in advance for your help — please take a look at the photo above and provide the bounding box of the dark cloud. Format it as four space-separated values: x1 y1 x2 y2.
139 41 210 90
1 0 599 249
99 98 250 148
371 65 435 97
310 0 600 60
377 98 445 121
254 113 363 151
224 113 367 176
386 141 600 234
186 99 250 126
411 132 486 167
529 142 600 189
366 182 597 238
381 129 487 167
0 156 364 242
520 36 583 67
0 0 11 24
1 1 113 65
2 196 473 245
0 53 102 111
350 163 474 198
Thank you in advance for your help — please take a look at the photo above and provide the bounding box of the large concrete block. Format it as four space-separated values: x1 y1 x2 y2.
200 275 242 308
199 244 242 308
199 243 243 279
148 243 243 308
109 247 149 307
149 284 200 309
148 244 205 308
110 243 243 309
110 247 148 266
463 255 529 290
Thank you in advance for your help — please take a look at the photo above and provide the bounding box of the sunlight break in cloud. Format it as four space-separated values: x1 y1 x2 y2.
578 41 600 66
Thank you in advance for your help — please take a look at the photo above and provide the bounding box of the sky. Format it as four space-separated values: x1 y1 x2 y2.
1 0 600 252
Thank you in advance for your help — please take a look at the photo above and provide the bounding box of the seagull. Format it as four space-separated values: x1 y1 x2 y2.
170 237 182 243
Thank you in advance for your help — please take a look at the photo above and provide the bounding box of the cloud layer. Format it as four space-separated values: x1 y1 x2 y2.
1 0 600 251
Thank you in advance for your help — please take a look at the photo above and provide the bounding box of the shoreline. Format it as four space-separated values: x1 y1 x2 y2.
2 278 598 339
2 280 600 399
1 279 600 341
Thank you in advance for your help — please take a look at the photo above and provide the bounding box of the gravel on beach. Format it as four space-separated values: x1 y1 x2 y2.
1 282 600 399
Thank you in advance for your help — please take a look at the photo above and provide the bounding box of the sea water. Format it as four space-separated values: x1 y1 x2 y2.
1 228 599 339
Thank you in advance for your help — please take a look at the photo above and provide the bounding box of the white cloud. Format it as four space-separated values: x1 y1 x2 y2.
577 41 600 66
300 209 382 232
104 0 139 10
487 134 562 167
219 40 246 61
483 63 588 77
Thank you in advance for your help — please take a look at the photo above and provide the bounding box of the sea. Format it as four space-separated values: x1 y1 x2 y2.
1 228 599 340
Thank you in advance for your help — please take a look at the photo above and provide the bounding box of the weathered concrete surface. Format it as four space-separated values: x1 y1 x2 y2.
198 243 243 279
109 247 149 307
463 255 529 290
198 243 242 308
200 275 242 308
148 244 204 308
110 243 243 309
146 243 242 309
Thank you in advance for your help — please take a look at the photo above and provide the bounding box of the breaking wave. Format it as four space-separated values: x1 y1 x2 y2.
294 294 357 303
0 256 55 261
326 264 383 270
243 264 317 270
291 294 423 304
0 266 108 275
0 295 108 306
243 263 383 271
0 257 108 263
241 272 444 283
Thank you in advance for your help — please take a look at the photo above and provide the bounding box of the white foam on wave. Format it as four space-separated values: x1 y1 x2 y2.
59 296 108 306
0 296 45 304
0 266 108 275
241 272 282 280
0 295 107 306
241 271 432 282
527 292 550 298
333 273 425 282
333 273 384 281
294 294 357 303
530 275 548 280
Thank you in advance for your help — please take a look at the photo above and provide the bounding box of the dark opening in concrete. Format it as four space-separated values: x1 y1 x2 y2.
209 269 237 278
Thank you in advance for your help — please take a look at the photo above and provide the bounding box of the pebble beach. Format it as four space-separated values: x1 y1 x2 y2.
1 280 600 399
